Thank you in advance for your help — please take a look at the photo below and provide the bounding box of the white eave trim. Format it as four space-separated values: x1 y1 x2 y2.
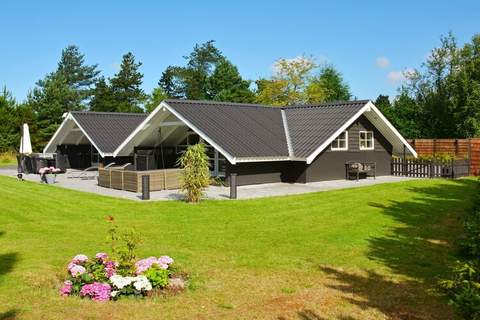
368 103 417 158
233 156 306 163
304 101 417 164
43 113 111 158
43 114 72 155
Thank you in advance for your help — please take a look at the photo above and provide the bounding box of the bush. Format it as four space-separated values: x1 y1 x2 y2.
440 261 480 319
177 143 210 203
440 181 480 319
60 217 180 301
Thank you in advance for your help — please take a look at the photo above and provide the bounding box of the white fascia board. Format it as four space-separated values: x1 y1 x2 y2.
160 101 237 164
368 102 418 158
69 114 110 158
112 103 165 157
305 102 371 164
43 114 74 155
234 156 305 163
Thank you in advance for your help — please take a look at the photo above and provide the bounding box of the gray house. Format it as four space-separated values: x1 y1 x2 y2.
44 99 417 185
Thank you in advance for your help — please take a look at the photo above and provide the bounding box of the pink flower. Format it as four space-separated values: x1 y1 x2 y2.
67 262 77 271
104 260 116 277
158 256 174 266
95 252 108 261
80 282 111 301
60 280 72 296
72 254 88 264
70 265 86 277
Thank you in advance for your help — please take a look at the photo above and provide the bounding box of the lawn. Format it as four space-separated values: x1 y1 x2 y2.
0 176 476 319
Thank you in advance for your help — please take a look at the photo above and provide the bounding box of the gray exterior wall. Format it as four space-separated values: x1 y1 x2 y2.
226 115 393 185
305 115 392 182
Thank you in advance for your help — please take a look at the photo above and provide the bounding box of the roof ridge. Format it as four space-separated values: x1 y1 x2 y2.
164 99 279 109
282 100 371 109
70 111 148 116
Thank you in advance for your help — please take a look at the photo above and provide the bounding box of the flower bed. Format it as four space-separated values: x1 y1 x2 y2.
61 253 182 301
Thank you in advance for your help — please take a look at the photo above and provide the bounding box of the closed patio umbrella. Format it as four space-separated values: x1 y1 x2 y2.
19 123 32 154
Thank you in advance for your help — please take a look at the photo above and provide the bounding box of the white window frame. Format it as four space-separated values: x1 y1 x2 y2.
359 131 374 150
331 131 348 151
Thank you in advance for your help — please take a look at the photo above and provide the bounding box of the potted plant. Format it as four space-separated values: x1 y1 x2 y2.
39 166 61 184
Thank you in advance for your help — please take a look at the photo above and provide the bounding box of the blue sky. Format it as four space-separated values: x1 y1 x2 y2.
1 0 479 102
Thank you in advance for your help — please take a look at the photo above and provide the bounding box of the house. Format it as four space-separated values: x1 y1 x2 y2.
43 99 417 186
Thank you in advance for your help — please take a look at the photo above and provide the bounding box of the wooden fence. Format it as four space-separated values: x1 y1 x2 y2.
98 168 183 192
407 138 480 175
392 158 470 178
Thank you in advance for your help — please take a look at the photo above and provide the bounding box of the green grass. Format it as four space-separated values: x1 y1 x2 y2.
0 176 476 319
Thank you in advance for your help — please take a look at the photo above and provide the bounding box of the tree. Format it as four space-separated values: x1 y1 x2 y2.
158 40 254 102
145 87 169 113
56 45 100 105
310 65 351 102
255 56 351 106
386 32 480 138
89 77 117 112
27 45 99 148
177 143 210 203
109 52 146 113
207 58 254 103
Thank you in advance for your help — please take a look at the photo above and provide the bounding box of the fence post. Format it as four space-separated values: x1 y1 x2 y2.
142 175 150 200
429 160 433 178
229 173 237 199
451 159 455 179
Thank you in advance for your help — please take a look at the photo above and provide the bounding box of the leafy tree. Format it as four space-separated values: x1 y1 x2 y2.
145 87 169 113
109 52 146 113
158 40 254 102
255 56 351 106
177 143 210 203
310 65 351 102
385 32 480 138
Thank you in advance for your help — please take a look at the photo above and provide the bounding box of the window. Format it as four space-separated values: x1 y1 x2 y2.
359 131 374 150
331 131 348 150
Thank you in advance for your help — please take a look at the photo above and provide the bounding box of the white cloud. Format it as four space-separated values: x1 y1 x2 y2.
387 68 415 84
376 56 390 69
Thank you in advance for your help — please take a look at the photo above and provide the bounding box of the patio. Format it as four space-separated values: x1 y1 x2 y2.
0 166 416 201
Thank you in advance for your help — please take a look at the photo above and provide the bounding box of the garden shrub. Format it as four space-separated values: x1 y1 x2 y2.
177 143 210 203
440 181 480 319
60 217 181 301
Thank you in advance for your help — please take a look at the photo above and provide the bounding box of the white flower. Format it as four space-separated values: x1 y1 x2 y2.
110 290 119 297
133 275 152 291
109 275 133 289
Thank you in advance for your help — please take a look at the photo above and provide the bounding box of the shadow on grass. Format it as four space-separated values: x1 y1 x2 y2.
0 231 19 281
0 309 18 320
319 179 477 319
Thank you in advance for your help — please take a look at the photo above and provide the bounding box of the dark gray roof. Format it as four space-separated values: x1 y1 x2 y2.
165 99 369 159
164 100 289 157
71 111 147 153
284 100 369 157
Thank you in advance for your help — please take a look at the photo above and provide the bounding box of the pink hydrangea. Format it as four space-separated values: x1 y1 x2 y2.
104 260 116 277
135 256 173 274
60 280 72 296
80 282 111 301
67 261 77 271
70 264 86 277
158 256 174 266
95 252 108 261
72 254 88 264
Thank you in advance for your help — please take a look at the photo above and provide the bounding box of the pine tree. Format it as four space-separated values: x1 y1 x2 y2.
89 77 117 112
207 58 254 102
110 52 146 113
